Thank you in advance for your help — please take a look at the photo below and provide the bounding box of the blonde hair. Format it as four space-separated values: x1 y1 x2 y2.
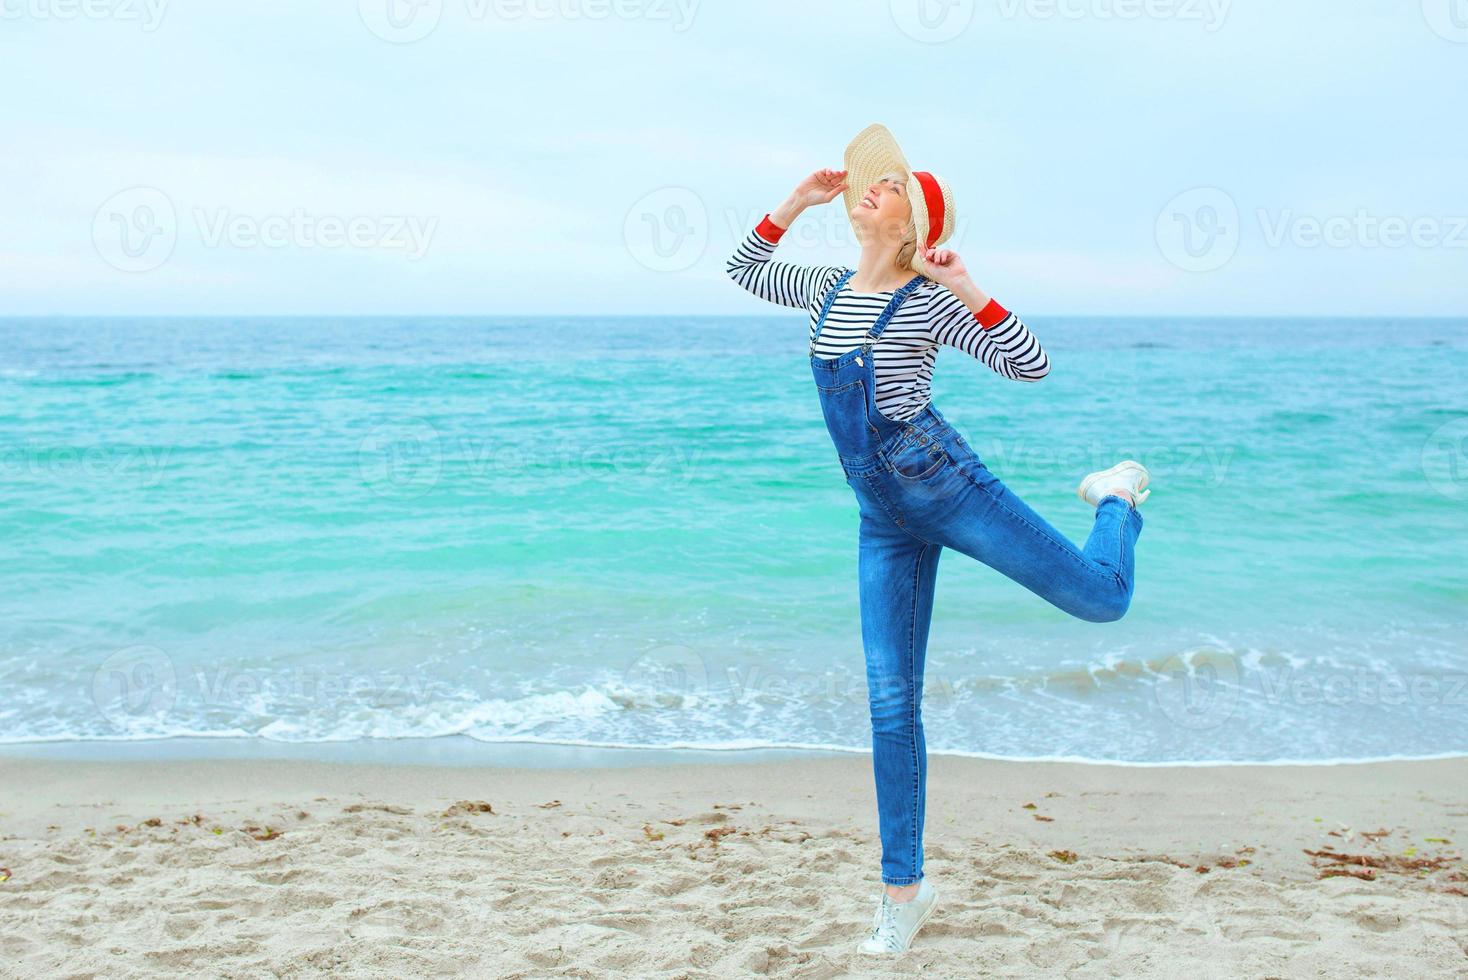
897 230 918 273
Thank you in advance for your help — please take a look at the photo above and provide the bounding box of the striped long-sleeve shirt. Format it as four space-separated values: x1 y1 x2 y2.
726 218 1050 422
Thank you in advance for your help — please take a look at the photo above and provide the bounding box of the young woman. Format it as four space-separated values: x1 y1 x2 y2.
725 125 1150 956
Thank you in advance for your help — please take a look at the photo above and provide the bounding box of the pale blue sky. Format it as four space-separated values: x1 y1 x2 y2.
3 0 1465 315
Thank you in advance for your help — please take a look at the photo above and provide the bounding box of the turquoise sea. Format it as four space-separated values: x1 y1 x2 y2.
2 316 1465 764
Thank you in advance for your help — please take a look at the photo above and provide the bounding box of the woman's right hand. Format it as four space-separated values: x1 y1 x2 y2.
792 168 850 208
770 169 849 230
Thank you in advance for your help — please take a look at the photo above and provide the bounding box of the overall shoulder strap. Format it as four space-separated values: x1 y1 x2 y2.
810 269 857 350
866 275 928 346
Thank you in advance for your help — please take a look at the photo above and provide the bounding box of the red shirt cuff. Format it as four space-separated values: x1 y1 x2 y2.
975 298 1010 330
755 214 787 243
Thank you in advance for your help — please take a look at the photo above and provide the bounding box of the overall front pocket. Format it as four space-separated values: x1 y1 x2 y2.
882 438 964 516
815 379 879 449
887 437 949 481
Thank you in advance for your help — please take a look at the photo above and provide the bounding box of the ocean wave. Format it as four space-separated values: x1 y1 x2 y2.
24 372 157 388
3 648 1463 766
0 730 1464 770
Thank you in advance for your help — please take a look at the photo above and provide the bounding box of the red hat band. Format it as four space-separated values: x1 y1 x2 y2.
911 171 945 249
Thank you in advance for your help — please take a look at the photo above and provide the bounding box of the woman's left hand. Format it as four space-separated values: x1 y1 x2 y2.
920 246 971 288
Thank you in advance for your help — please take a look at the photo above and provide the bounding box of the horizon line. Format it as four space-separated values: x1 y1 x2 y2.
3 312 1465 321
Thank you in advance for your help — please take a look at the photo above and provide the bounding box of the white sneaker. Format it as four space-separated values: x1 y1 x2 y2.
1077 460 1151 507
857 879 938 955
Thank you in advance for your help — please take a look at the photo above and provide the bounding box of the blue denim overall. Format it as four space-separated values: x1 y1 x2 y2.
810 269 1145 886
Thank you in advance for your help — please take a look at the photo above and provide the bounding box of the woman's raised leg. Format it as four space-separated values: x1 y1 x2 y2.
930 464 1144 623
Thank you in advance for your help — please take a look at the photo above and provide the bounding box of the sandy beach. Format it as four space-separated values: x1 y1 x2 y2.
0 752 1462 978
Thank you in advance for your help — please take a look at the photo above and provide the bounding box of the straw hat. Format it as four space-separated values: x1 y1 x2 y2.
842 123 956 278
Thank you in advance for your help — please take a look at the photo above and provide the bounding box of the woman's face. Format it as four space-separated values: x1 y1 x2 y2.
851 174 913 246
